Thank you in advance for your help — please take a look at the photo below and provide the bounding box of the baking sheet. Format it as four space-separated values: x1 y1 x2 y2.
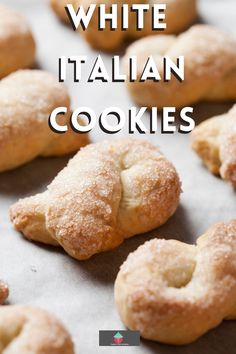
0 0 236 353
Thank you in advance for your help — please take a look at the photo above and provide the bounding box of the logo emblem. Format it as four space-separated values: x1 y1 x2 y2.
113 332 123 345
99 330 140 346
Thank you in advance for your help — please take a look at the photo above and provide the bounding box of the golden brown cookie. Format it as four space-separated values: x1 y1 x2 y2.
115 220 236 345
10 139 181 260
0 305 74 353
50 0 77 23
0 69 89 172
50 0 197 51
125 25 236 108
0 281 9 305
191 104 236 186
0 5 36 78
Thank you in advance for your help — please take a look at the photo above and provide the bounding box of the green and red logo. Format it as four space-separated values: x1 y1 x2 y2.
113 332 123 345
99 330 140 346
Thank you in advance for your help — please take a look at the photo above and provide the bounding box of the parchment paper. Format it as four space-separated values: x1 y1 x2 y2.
0 0 236 353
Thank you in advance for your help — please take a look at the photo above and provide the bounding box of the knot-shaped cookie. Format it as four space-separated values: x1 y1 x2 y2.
0 305 74 353
125 25 236 108
0 5 35 78
50 0 197 51
191 105 236 187
0 70 88 172
0 280 9 305
10 139 181 260
115 220 236 345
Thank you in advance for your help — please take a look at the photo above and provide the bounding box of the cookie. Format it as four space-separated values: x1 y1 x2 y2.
115 220 236 344
0 70 88 172
0 5 36 78
10 138 181 260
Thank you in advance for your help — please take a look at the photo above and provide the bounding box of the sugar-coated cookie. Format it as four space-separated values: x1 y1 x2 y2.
0 305 74 354
10 139 181 260
0 5 36 78
125 25 236 108
191 104 236 186
0 70 88 172
115 220 236 344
